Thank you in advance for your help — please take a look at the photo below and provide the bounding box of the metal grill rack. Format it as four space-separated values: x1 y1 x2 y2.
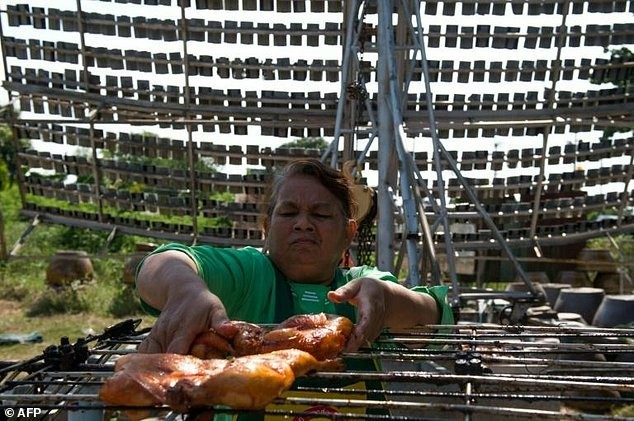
1 317 633 420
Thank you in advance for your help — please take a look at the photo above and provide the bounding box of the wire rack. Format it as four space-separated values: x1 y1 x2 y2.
1 317 633 420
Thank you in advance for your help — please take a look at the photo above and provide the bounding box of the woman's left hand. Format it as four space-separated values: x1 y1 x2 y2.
327 277 387 352
328 277 440 351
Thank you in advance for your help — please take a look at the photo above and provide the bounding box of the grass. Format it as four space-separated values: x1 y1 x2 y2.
0 184 156 361
0 299 144 361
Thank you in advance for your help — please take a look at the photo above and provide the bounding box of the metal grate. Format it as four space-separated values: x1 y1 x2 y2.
1 318 633 420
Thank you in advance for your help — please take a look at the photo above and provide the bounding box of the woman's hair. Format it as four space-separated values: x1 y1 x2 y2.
262 159 357 222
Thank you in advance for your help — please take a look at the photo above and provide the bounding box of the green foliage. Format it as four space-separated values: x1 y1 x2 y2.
0 185 145 318
587 234 633 258
1 258 47 303
51 227 137 254
0 123 30 187
54 227 113 254
586 209 617 221
2 256 144 318
27 285 92 316
592 47 633 87
280 137 329 150
24 193 233 230
0 184 22 218
76 175 95 184
0 160 10 190
24 266 141 318
587 234 634 280
612 405 634 417
0 276 32 301
209 190 235 202
109 285 143 317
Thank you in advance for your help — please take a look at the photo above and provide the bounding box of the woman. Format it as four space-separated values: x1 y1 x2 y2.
136 158 452 355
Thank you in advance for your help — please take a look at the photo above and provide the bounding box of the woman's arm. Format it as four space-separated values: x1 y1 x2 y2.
136 250 203 311
136 250 236 354
383 281 440 329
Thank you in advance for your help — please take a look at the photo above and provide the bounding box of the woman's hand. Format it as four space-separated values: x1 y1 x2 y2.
136 250 238 355
327 277 387 351
138 286 235 354
328 277 439 352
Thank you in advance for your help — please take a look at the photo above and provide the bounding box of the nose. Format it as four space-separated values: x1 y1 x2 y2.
293 212 314 231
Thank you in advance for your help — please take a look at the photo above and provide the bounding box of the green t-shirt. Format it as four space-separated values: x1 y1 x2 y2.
137 243 453 326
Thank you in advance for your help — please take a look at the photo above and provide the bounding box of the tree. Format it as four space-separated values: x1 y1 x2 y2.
0 105 29 189
592 47 634 87
279 137 330 151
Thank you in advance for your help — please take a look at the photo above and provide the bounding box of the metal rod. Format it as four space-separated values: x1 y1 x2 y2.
410 1 460 297
75 0 105 223
179 1 199 244
434 140 541 298
376 0 396 273
322 0 360 168
529 0 570 240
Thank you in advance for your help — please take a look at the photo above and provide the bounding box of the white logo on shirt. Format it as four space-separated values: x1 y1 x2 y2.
301 291 320 303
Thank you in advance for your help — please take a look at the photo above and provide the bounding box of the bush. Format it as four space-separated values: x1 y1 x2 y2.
27 285 92 316
25 262 143 318
109 285 143 318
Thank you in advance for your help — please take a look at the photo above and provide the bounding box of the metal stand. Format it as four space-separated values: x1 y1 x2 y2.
323 0 541 310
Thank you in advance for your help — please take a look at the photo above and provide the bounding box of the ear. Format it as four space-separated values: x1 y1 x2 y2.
345 218 357 244
262 216 270 236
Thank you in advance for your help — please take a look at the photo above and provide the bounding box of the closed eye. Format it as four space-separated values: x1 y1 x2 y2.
277 210 297 216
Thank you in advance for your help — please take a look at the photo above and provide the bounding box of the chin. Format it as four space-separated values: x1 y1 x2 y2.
286 264 329 284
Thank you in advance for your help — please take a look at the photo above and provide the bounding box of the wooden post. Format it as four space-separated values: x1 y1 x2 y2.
0 201 7 260
9 214 40 257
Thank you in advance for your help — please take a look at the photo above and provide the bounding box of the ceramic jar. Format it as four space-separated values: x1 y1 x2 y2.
122 242 158 285
45 250 94 287
592 295 634 328
554 287 605 325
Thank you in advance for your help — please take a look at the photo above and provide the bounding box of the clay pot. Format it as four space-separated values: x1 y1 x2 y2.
592 295 634 328
541 283 573 306
576 248 617 273
556 270 591 288
122 243 158 285
554 287 605 325
593 272 623 295
46 250 94 287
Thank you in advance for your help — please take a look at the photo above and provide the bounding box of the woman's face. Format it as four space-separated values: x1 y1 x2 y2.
265 174 357 284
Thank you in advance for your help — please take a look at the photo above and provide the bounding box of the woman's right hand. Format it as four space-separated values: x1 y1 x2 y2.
136 251 238 355
138 286 235 354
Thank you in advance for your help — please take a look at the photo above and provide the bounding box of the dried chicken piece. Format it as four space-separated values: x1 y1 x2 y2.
191 313 353 361
99 353 226 407
259 313 353 360
189 329 236 360
99 349 342 412
167 349 342 412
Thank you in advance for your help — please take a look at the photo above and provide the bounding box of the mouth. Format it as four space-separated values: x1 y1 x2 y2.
290 238 317 246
